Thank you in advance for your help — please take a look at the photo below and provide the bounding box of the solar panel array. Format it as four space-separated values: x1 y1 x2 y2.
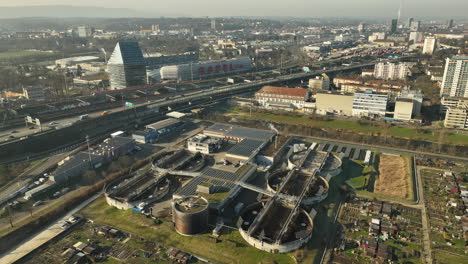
175 168 243 197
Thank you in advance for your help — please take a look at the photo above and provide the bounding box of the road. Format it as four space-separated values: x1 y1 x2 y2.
0 150 76 205
0 105 130 143
293 134 468 163
0 192 102 264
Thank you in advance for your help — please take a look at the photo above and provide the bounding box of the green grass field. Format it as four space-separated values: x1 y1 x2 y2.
0 50 56 60
80 197 294 264
225 108 468 146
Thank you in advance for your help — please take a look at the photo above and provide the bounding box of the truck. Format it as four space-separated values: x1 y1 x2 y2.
110 131 125 138
79 114 89 120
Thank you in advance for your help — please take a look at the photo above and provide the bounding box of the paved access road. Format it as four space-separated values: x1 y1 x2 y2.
0 192 102 264
294 134 468 163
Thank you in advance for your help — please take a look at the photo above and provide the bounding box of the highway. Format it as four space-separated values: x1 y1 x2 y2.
0 62 371 143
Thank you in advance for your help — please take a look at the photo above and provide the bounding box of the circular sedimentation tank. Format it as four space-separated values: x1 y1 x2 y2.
172 196 209 236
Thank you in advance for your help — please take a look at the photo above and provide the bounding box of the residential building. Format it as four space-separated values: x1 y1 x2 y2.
151 24 160 33
22 86 45 101
440 56 468 97
422 37 437 55
77 26 92 38
315 92 354 116
409 32 424 44
107 41 147 90
444 103 468 129
211 19 216 30
352 90 388 117
333 77 361 89
441 97 468 114
340 83 402 96
358 23 366 33
373 62 416 80
308 74 330 92
255 86 309 111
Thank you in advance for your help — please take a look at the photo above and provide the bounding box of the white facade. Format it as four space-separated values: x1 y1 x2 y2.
374 62 415 80
409 32 424 43
440 56 468 97
352 91 388 117
160 57 252 81
422 37 437 55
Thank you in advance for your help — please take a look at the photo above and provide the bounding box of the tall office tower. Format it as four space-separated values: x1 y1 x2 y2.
440 56 468 97
407 17 414 28
390 19 398 34
447 19 454 29
211 19 216 30
151 24 160 33
107 42 147 90
409 31 424 43
422 37 437 55
410 21 420 31
358 23 366 33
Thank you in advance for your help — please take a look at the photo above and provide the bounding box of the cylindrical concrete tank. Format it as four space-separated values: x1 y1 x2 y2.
172 196 209 236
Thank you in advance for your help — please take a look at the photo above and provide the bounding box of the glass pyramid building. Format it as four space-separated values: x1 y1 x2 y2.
107 41 147 90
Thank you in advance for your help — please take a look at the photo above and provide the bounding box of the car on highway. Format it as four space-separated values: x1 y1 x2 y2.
29 126 36 130
11 130 18 134
49 121 59 125
60 222 70 229
68 216 80 224
32 200 43 207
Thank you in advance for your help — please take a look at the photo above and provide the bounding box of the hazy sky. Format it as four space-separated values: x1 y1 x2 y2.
0 0 466 17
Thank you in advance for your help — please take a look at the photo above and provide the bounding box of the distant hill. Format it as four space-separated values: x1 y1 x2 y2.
0 5 156 18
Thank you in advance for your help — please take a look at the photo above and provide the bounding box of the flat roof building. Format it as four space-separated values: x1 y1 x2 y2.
316 91 354 116
352 90 388 117
394 98 414 121
444 103 468 130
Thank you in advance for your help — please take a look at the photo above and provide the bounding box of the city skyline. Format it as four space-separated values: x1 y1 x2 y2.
0 1 467 18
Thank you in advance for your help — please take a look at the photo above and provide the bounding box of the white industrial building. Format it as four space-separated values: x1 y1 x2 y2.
160 57 252 81
352 90 388 117
255 86 309 111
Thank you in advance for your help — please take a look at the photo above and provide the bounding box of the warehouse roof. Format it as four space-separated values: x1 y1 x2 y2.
146 118 181 131
205 123 275 141
226 139 265 158
256 86 308 98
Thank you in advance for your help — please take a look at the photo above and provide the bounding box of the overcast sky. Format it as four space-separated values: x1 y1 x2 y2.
0 0 466 17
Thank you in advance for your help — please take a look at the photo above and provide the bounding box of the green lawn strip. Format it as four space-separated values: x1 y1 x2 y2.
80 197 294 264
355 190 418 206
226 108 468 146
434 250 468 264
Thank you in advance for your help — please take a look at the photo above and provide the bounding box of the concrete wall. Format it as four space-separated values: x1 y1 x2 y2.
316 93 354 116
238 208 314 253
